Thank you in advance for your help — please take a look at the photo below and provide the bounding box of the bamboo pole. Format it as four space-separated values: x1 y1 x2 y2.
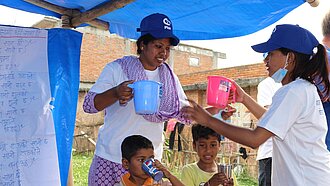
23 0 109 30
67 157 74 186
70 0 135 28
306 0 319 7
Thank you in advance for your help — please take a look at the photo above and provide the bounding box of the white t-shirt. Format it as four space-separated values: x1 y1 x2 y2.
258 79 330 185
90 61 188 163
256 77 281 161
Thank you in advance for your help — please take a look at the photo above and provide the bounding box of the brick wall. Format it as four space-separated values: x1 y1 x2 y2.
80 33 138 82
172 49 216 75
178 62 267 86
78 28 221 81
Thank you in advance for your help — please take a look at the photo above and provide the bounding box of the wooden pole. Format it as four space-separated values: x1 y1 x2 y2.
306 0 319 7
23 0 109 30
67 157 74 186
70 0 135 28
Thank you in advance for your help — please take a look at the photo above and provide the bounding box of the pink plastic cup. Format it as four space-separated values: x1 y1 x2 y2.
206 76 236 109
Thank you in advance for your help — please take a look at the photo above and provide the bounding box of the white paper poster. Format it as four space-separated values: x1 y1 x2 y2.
0 26 60 185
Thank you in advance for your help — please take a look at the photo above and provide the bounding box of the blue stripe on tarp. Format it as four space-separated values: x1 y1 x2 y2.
47 28 82 186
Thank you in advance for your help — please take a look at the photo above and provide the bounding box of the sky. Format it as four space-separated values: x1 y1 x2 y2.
0 1 329 68
182 0 330 68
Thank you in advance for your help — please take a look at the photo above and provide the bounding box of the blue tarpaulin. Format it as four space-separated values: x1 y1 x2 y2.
1 0 306 40
48 29 82 186
0 0 309 185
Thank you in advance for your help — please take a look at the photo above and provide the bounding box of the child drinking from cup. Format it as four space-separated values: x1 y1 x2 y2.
116 135 184 186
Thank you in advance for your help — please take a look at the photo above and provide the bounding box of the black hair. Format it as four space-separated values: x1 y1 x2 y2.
192 124 222 143
322 10 330 37
278 45 330 101
121 135 154 161
136 34 156 54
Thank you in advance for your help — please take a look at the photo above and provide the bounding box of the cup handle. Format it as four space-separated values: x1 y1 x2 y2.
159 85 163 98
125 84 134 104
230 85 236 103
127 83 134 89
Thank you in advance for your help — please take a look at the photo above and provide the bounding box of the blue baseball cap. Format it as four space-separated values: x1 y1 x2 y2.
137 13 180 46
252 24 319 55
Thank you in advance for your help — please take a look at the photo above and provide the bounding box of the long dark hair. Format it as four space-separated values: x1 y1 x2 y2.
279 44 330 101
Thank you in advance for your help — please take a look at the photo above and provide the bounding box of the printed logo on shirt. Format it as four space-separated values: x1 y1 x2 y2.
316 100 325 115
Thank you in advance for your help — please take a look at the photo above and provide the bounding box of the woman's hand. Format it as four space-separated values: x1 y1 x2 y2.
205 106 222 115
229 79 246 104
182 99 213 126
115 80 134 105
221 105 236 120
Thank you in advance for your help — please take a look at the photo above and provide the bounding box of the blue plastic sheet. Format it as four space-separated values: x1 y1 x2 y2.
1 0 305 40
48 28 82 186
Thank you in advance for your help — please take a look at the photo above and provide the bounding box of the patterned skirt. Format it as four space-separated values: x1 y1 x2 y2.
88 155 127 186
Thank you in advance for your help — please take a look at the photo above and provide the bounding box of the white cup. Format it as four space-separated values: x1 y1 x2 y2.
218 164 232 178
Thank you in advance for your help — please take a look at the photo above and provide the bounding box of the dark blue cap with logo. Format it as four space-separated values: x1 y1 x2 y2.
137 13 180 46
252 24 319 55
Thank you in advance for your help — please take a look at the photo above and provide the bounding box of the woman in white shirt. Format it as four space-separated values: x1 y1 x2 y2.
183 24 330 185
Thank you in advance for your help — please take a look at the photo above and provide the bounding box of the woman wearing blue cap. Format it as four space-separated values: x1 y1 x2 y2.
83 13 224 185
183 24 330 185
82 13 186 185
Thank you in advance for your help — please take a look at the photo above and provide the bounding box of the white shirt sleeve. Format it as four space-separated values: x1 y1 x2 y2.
90 62 127 93
259 86 304 140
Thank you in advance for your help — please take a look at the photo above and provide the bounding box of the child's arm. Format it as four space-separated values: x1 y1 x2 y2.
163 172 184 186
154 159 184 186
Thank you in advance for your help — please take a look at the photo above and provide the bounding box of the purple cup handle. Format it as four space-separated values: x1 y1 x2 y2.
159 84 163 98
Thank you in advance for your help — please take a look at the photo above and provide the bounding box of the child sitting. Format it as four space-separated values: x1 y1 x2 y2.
116 135 184 186
181 124 236 186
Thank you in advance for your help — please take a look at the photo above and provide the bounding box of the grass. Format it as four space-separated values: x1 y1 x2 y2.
237 175 258 186
234 164 258 186
72 153 257 186
72 152 93 186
